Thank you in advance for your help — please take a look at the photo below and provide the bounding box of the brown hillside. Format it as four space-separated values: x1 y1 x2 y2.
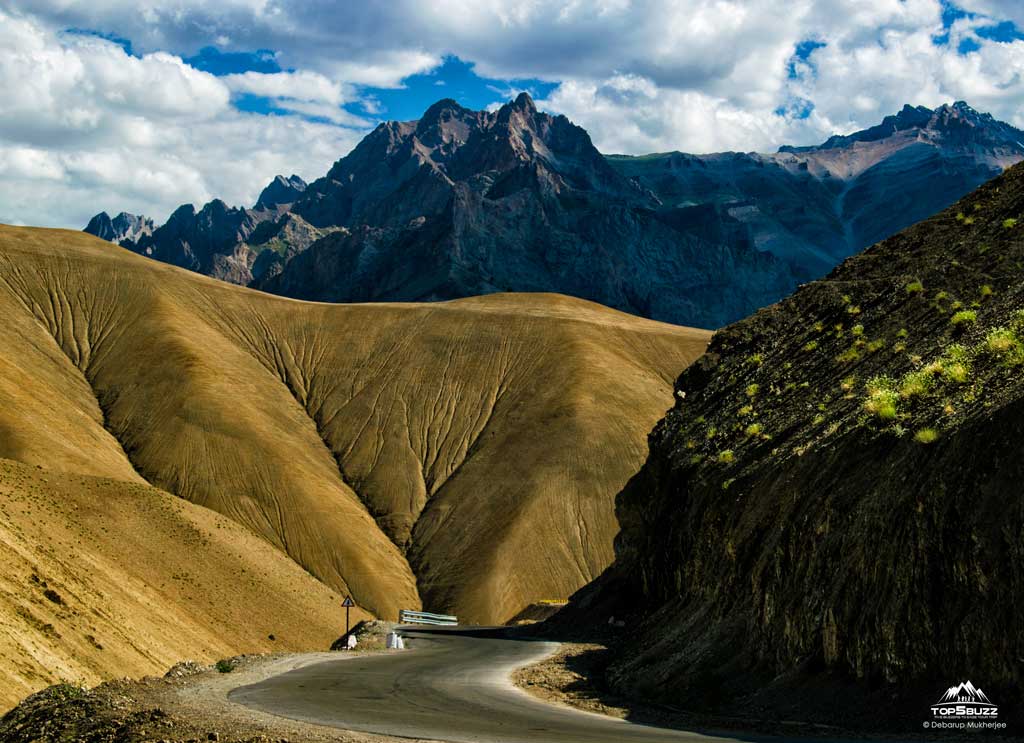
0 225 710 627
0 458 354 713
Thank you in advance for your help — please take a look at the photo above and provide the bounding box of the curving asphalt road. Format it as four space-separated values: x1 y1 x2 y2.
228 626 785 743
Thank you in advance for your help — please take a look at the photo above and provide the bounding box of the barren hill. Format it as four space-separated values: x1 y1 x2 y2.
0 225 709 634
0 458 354 713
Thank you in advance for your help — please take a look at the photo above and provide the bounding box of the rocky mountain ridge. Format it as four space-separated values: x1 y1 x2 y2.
83 211 154 245
86 97 1024 328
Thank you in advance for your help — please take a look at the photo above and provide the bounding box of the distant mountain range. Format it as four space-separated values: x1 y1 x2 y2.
85 97 1024 327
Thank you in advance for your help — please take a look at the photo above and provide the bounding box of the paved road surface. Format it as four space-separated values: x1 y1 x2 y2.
229 626 810 743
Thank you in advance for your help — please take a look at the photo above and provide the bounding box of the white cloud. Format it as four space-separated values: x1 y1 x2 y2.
5 0 1024 229
223 70 351 105
0 10 365 229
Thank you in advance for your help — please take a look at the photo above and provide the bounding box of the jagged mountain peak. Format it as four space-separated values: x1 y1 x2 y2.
512 91 537 112
255 173 307 210
781 100 1024 154
83 210 154 245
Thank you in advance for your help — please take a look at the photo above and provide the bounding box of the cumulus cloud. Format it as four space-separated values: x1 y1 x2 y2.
0 10 365 229
4 1 1024 227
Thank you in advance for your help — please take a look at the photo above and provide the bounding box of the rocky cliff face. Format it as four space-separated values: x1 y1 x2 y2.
82 175 323 285
254 174 307 211
83 211 154 245
576 161 1024 729
85 99 1024 329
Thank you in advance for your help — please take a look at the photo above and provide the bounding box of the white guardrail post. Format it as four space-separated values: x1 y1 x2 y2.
399 609 459 626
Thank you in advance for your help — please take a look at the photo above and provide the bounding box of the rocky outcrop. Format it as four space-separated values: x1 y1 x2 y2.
571 161 1024 730
254 174 307 211
83 175 322 285
83 211 154 245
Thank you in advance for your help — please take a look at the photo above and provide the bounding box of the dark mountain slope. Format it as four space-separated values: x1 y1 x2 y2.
569 161 1024 730
610 102 1024 283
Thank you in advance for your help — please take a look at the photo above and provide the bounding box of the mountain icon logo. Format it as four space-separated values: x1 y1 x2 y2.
936 680 994 705
930 680 999 721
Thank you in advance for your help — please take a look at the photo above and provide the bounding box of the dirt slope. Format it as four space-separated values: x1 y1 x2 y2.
0 225 710 627
0 458 356 713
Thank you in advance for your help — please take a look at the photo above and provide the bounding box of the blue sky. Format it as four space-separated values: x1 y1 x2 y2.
221 54 558 124
75 36 559 125
4 1 1024 229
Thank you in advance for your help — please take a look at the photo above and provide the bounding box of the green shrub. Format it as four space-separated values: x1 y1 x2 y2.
851 324 864 337
980 284 993 297
1003 218 1018 228
216 659 235 674
944 343 971 363
864 376 899 420
744 423 762 437
905 280 925 294
803 340 819 352
900 370 933 398
986 327 1019 354
52 683 86 701
942 362 970 384
896 328 909 338
914 428 940 444
745 383 760 398
717 449 735 464
950 310 977 326
836 347 861 363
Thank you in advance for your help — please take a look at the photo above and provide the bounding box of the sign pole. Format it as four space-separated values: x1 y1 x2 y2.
342 596 355 637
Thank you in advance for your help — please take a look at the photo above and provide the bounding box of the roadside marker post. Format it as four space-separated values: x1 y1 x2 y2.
342 596 355 637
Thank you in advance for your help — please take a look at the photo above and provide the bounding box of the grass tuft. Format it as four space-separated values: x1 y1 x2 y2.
950 310 977 326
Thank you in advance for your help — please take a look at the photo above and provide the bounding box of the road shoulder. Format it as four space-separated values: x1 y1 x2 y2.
0 651 439 743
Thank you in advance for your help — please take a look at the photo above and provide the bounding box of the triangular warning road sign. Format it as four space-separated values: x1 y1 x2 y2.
342 597 355 607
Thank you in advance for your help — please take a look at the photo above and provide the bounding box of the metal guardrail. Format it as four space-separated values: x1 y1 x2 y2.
399 609 458 626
